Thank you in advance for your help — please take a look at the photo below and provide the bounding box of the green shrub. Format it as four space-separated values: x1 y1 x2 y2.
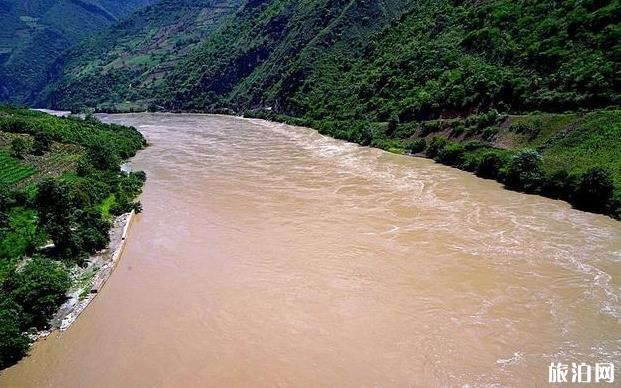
402 138 426 154
31 132 52 155
0 299 29 370
541 170 573 200
504 149 544 192
483 126 498 140
572 167 615 213
451 123 466 136
476 151 508 179
8 258 70 330
10 138 29 159
437 143 465 166
426 137 448 159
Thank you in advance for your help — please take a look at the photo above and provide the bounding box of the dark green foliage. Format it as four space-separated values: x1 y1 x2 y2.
476 151 508 180
0 300 29 369
87 141 121 171
10 138 29 159
426 137 448 159
542 170 575 200
504 149 544 192
6 257 70 329
31 132 52 155
437 143 465 166
572 167 615 213
403 138 426 154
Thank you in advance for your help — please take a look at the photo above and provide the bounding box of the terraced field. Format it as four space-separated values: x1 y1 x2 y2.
0 150 34 186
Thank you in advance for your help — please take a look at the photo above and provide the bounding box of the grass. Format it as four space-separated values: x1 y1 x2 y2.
0 207 43 261
99 194 116 219
76 267 98 301
541 110 621 184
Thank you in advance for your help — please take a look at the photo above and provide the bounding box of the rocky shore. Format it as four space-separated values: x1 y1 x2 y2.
34 210 136 339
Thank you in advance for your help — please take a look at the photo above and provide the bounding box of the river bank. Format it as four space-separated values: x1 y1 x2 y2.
86 107 621 220
240 109 621 221
34 210 136 339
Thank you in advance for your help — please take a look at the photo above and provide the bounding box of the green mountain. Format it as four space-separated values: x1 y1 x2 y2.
157 0 620 117
0 0 153 103
42 0 415 110
40 0 243 111
33 0 621 218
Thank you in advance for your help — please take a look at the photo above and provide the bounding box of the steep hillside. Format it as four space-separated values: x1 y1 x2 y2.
45 0 415 111
158 0 619 117
45 0 620 116
41 0 243 111
41 0 621 218
0 0 152 104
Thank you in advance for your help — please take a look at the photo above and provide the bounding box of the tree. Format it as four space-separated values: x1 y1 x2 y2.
31 133 52 155
87 141 120 171
8 258 70 329
74 207 110 253
0 299 29 369
476 151 507 179
10 138 28 159
504 149 544 192
426 137 447 159
33 180 77 255
572 167 614 213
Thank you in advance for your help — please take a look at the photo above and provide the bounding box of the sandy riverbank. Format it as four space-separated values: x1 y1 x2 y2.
34 210 136 339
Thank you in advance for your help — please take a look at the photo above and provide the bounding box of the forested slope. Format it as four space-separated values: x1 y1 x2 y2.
42 0 621 218
0 108 146 369
0 0 152 104
41 0 243 111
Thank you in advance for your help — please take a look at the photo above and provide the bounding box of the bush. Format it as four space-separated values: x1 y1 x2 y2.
437 143 465 166
541 170 573 199
476 151 508 179
420 121 441 136
87 141 121 171
503 149 544 192
385 117 399 137
0 299 29 369
31 132 52 155
10 138 29 159
402 138 426 154
451 123 466 136
426 137 447 159
482 126 498 140
572 167 615 213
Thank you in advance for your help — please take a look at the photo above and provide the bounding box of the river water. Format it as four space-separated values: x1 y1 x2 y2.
1 113 620 387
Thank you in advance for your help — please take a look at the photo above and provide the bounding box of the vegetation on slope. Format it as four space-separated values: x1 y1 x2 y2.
250 108 621 219
40 0 243 111
0 108 146 369
41 0 621 217
0 0 152 104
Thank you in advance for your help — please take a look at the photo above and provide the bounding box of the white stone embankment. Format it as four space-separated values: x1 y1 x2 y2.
35 210 136 339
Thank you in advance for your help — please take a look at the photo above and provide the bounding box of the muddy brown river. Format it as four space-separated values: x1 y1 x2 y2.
1 113 620 387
